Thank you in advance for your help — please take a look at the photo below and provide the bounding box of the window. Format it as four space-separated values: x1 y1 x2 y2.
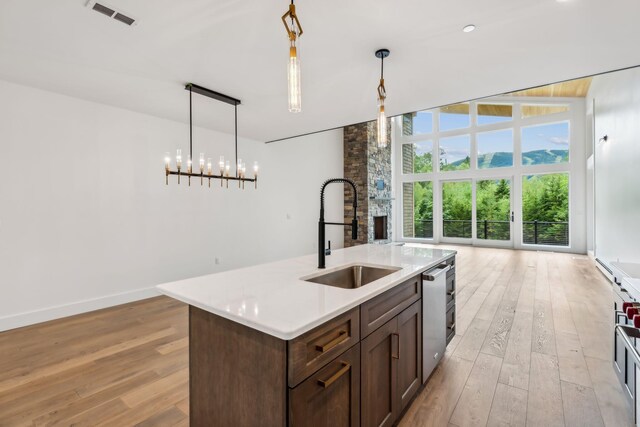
403 111 433 136
477 103 512 125
476 179 511 240
477 129 513 169
402 141 433 174
521 104 569 119
403 182 433 238
522 122 569 165
439 103 470 131
442 181 472 238
396 97 576 251
522 173 569 246
440 135 470 171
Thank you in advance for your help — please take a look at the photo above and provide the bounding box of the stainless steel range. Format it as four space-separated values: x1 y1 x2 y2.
609 260 640 425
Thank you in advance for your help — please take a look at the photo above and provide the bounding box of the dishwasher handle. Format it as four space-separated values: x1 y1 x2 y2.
423 264 451 281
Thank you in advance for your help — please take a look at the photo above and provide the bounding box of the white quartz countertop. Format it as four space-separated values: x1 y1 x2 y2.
157 244 456 340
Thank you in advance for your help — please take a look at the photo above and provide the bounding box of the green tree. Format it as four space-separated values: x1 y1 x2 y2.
522 174 569 245
414 152 432 173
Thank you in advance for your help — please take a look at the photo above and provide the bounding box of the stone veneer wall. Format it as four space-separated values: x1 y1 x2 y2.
343 123 369 246
343 119 392 246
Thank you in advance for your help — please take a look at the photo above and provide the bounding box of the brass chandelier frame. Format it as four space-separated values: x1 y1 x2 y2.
165 83 257 189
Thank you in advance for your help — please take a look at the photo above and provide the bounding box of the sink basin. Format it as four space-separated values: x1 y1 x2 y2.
304 264 401 289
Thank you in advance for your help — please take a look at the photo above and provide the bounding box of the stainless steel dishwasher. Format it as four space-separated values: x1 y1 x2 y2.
422 263 451 383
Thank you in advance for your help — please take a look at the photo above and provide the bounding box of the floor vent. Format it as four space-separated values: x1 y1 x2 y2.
86 1 137 26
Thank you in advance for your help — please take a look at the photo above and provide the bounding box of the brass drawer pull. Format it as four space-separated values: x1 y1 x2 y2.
315 330 347 353
317 362 351 388
447 322 456 330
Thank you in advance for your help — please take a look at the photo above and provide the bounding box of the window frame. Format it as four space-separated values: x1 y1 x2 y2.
394 95 586 253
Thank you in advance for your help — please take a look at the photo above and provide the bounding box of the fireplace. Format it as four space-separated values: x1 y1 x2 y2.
374 216 388 241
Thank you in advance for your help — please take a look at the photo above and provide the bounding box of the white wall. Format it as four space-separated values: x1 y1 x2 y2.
589 67 640 263
0 79 344 331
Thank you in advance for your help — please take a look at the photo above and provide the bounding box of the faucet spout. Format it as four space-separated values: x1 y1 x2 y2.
318 178 359 269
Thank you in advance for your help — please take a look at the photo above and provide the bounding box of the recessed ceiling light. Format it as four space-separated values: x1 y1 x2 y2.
463 24 476 33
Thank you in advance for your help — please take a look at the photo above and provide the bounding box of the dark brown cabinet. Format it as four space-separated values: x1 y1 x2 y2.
398 301 422 413
361 316 398 427
289 344 360 427
361 301 422 427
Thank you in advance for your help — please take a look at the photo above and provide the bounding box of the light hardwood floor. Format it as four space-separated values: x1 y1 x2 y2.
0 246 632 426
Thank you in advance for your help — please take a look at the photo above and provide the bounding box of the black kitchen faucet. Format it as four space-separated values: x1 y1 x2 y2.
318 178 358 269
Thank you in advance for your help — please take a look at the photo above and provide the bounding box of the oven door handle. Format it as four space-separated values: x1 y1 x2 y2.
615 310 627 322
615 324 640 366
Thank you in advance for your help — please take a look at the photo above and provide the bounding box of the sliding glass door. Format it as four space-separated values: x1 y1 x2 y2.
522 173 569 246
439 178 513 247
441 180 472 241
475 178 513 247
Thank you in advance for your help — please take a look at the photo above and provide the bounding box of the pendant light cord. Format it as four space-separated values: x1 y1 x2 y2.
380 55 384 79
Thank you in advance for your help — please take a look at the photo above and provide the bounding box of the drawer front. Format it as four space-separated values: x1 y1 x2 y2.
289 344 360 427
446 305 456 345
446 275 456 309
288 307 360 387
361 275 421 338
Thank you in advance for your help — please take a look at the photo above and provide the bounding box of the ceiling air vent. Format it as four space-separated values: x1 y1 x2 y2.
113 13 135 26
92 3 115 17
86 0 137 26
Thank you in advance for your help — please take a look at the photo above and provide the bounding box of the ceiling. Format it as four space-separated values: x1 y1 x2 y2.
0 0 639 143
507 77 593 98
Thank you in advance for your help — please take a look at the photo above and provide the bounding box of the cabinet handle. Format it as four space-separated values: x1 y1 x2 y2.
447 290 456 297
315 330 347 353
447 323 456 330
317 362 351 388
392 333 400 359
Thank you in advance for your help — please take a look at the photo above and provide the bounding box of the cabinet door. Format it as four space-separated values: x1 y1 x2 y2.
289 344 360 427
397 300 422 413
361 317 398 427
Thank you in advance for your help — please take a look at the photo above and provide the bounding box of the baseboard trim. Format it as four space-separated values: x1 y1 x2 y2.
0 287 160 332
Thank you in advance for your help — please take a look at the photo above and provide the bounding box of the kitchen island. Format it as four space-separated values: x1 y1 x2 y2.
158 244 456 427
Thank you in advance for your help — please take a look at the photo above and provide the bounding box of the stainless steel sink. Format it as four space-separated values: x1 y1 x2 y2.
304 264 401 289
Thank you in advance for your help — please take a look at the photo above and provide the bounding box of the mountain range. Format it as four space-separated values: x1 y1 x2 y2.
449 149 569 169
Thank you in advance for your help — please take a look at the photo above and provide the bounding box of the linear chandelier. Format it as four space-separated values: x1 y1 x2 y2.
282 0 303 113
375 49 390 149
164 84 259 189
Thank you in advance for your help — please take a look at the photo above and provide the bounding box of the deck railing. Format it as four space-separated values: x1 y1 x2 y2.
411 219 569 246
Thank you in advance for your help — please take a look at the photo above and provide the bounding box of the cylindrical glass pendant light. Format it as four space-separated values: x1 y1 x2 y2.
375 49 390 148
288 39 301 113
377 100 387 148
282 1 303 113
